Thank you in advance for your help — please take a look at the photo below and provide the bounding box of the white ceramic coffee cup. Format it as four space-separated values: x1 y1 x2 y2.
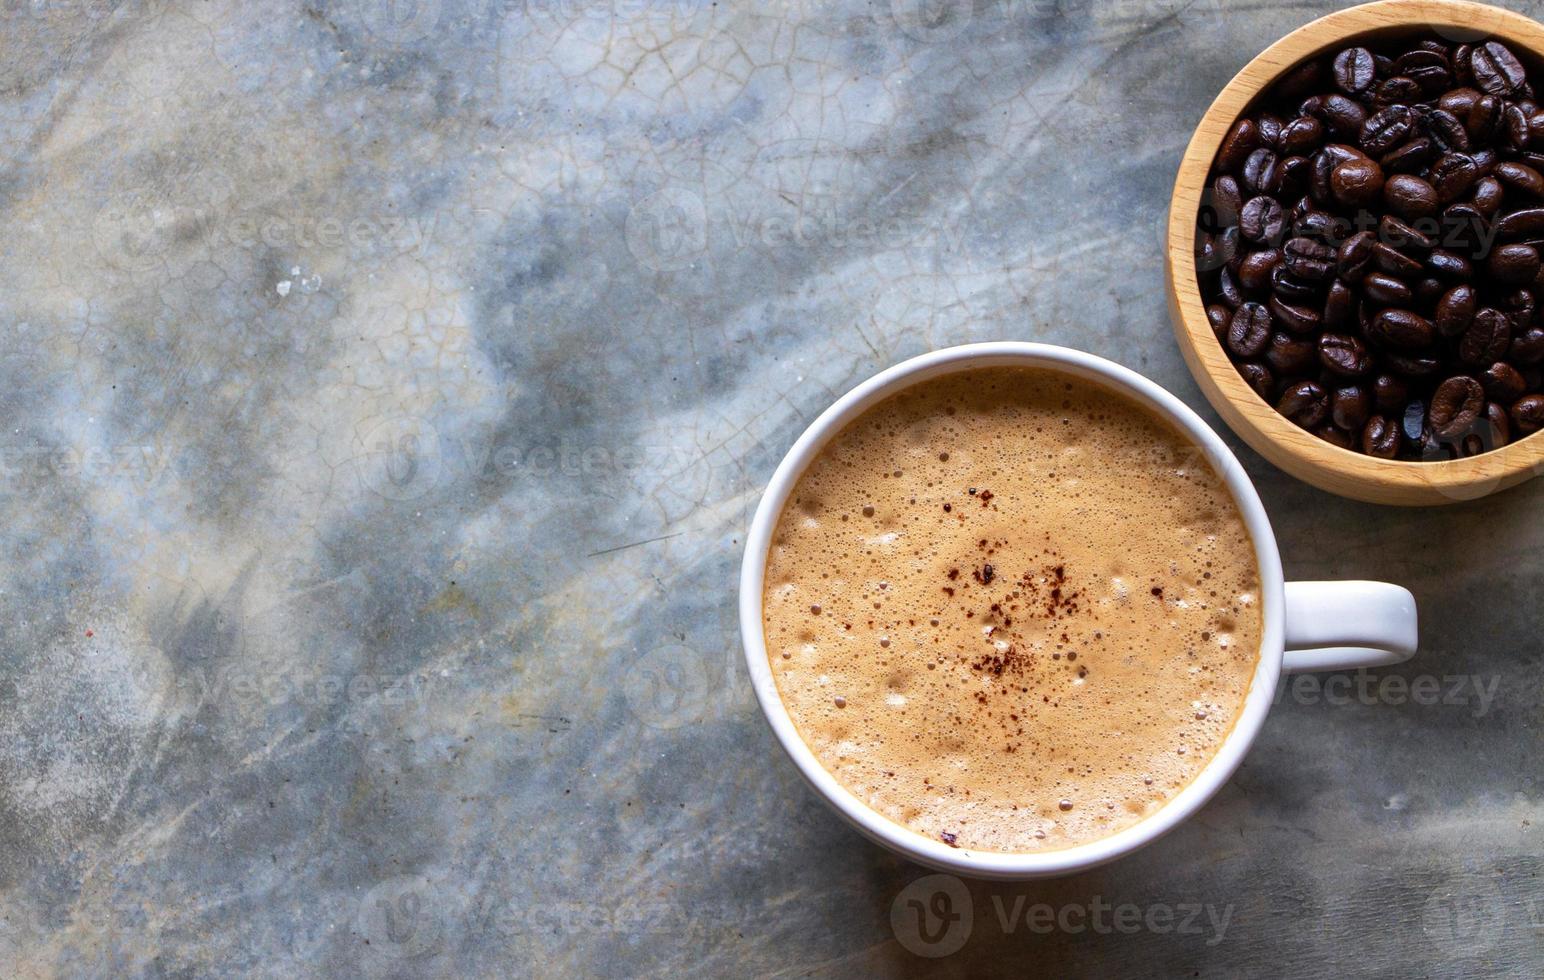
739 343 1418 880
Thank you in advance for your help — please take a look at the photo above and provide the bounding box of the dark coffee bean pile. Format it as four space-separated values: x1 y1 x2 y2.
1195 36 1544 460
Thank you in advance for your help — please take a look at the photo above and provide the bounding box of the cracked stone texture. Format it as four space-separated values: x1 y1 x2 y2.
0 0 1539 976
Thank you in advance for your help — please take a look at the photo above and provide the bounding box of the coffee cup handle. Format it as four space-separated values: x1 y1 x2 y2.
1281 581 1418 673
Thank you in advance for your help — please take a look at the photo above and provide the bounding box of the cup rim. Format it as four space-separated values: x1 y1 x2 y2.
738 342 1288 879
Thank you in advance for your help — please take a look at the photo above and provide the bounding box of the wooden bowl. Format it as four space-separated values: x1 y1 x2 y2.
1167 0 1544 505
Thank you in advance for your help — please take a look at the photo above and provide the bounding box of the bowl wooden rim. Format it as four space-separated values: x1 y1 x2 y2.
1167 0 1544 505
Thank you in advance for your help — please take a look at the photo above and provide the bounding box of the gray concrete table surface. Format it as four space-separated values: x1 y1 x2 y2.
0 0 1538 976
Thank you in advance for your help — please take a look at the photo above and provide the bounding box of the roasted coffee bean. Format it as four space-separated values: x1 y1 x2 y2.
1332 383 1373 430
1270 263 1321 303
1440 86 1483 116
1321 94 1369 137
1435 283 1478 336
1363 272 1413 305
1217 265 1245 308
1472 146 1501 175
1415 276 1447 306
1468 94 1505 142
1337 230 1377 277
1206 303 1232 337
1372 241 1425 277
1377 76 1423 106
1281 115 1325 154
1278 380 1329 428
1460 432 1487 456
1374 372 1409 411
1239 196 1286 243
1471 41 1526 97
1283 236 1336 279
1426 250 1474 280
1196 230 1231 271
1238 361 1274 400
1506 102 1533 150
1384 173 1440 218
1429 375 1485 436
1472 176 1506 216
1438 206 1491 255
1379 136 1436 173
1243 148 1282 195
1219 118 1260 173
1269 293 1323 334
1265 332 1318 376
1428 152 1479 203
1277 59 1325 101
1208 176 1244 227
1315 144 1368 202
1361 105 1417 154
1333 46 1376 94
1315 424 1355 449
1385 352 1444 377
1455 44 1477 84
1278 154 1311 197
1379 214 1434 250
1484 360 1527 401
1324 278 1355 328
1496 207 1544 239
1320 142 1370 167
1370 308 1436 348
1257 113 1285 150
1427 107 1472 152
1383 216 1426 253
1361 415 1401 457
1226 302 1271 357
1320 332 1372 375
1486 401 1513 444
1402 399 1428 441
1501 287 1536 325
1511 392 1544 433
1496 160 1544 196
1509 325 1544 363
1460 307 1513 364
1238 248 1281 290
1296 208 1344 240
1330 157 1385 206
1396 49 1451 93
1488 243 1541 283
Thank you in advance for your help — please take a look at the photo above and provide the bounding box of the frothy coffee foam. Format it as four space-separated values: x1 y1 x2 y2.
762 366 1262 853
